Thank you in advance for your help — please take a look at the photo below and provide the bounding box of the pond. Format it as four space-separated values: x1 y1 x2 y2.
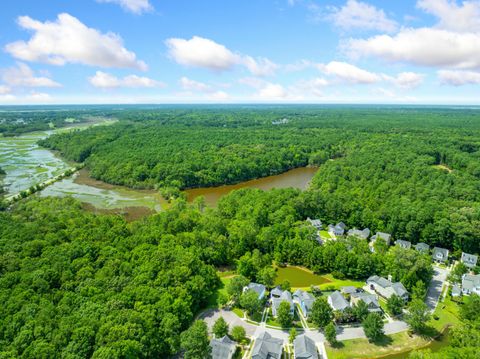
376 328 451 359
185 166 318 207
274 266 331 288
1 123 318 219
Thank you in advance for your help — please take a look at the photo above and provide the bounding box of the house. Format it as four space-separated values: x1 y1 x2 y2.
271 289 294 317
461 252 478 268
293 290 316 318
350 292 381 313
327 291 350 311
243 283 266 300
210 336 237 359
340 286 358 295
461 274 480 295
328 223 345 237
270 286 284 299
307 217 323 231
367 275 409 301
451 284 461 298
251 331 283 359
347 228 371 240
395 240 412 250
369 232 392 252
294 335 318 359
415 242 430 254
432 247 449 263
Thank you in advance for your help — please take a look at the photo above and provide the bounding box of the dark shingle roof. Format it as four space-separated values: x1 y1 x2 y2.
211 336 236 359
251 332 283 359
294 334 318 359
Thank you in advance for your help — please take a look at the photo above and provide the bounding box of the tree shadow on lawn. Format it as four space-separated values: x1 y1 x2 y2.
416 325 441 340
368 334 393 347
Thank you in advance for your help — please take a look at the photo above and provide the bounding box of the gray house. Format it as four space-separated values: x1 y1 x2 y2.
461 274 480 296
271 289 294 317
293 290 316 318
251 331 283 359
395 240 412 250
328 223 345 237
347 228 371 240
307 218 323 231
294 334 318 359
327 291 350 311
415 242 430 254
210 336 237 359
341 286 358 295
367 275 409 301
432 247 449 263
350 292 381 312
370 232 392 252
461 252 478 268
243 283 266 300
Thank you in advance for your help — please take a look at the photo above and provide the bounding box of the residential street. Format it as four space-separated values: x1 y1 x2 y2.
426 265 450 311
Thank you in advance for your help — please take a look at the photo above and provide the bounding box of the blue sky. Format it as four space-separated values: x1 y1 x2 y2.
1 0 480 104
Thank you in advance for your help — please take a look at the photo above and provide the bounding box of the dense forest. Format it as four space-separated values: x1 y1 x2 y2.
0 187 435 357
40 107 480 253
0 106 117 136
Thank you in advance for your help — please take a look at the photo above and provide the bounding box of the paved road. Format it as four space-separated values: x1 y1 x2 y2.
426 265 449 311
202 308 408 343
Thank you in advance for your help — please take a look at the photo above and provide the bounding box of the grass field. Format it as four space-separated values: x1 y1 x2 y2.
316 274 365 291
274 266 331 288
320 230 332 239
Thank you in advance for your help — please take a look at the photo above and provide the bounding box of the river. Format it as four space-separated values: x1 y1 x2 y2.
1 127 318 219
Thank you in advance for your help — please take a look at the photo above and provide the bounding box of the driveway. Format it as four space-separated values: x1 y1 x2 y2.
200 308 258 337
426 265 449 311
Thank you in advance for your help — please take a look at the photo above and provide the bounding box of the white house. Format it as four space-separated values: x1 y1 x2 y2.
461 252 478 269
327 291 350 311
271 288 294 317
243 283 266 300
461 274 480 295
367 275 409 301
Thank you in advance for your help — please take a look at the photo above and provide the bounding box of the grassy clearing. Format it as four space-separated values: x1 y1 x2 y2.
316 274 365 291
432 164 452 173
320 230 332 239
204 276 232 309
326 332 430 359
232 307 245 318
429 295 461 331
275 266 330 288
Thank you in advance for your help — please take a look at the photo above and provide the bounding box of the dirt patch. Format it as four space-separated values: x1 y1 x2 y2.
81 202 155 222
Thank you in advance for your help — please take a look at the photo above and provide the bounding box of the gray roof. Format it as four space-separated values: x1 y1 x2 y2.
347 228 370 239
462 274 480 291
307 218 322 230
461 252 478 268
272 290 294 312
293 290 316 313
251 331 283 359
395 240 412 249
271 286 284 297
415 242 430 253
432 247 449 262
351 292 380 309
392 282 408 298
341 286 358 294
367 275 392 288
246 283 266 297
328 223 345 235
328 291 350 311
371 232 391 244
451 284 461 296
211 336 236 359
294 335 318 359
337 222 347 230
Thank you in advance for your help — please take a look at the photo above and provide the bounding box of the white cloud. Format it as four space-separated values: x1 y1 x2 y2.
438 69 480 85
27 91 52 102
0 85 11 95
417 0 480 32
293 77 329 97
2 62 61 88
5 13 146 70
383 72 425 89
96 0 153 14
165 36 277 76
319 61 381 84
180 77 211 92
327 0 397 32
258 83 288 99
89 71 164 88
348 28 480 69
210 91 229 100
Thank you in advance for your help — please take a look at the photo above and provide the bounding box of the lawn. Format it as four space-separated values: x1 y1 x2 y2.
429 295 461 331
326 332 431 359
274 266 331 288
265 309 303 329
204 275 234 309
320 230 332 239
316 274 365 291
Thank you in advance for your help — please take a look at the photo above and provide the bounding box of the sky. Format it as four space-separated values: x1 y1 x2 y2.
1 0 480 105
